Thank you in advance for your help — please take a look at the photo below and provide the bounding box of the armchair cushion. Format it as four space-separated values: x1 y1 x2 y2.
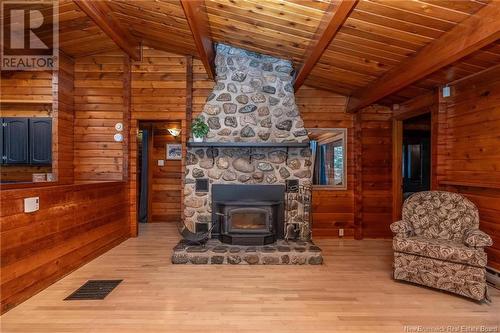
464 229 493 248
403 191 479 242
394 236 487 267
390 220 413 238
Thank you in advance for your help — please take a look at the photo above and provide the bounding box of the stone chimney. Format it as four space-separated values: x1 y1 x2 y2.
201 43 309 143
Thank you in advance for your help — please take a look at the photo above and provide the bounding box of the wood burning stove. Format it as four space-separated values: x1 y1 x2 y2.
225 206 271 233
212 184 285 245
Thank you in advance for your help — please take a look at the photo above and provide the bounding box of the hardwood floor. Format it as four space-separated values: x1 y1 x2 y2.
1 224 499 333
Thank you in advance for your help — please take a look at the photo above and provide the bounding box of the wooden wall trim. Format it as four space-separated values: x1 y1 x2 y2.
392 119 403 222
185 56 193 138
353 112 363 239
122 56 131 181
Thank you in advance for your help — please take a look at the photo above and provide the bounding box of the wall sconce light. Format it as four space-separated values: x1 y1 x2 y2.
168 128 181 137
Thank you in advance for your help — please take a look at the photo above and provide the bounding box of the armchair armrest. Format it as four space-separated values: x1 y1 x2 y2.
463 229 493 248
390 220 413 238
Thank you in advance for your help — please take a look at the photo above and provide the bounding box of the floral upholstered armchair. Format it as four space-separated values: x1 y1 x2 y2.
390 191 493 301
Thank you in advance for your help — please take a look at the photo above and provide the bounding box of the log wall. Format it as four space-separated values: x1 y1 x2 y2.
435 67 500 270
73 51 127 182
0 181 129 313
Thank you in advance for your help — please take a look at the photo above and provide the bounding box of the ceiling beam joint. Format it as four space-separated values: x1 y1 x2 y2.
293 0 358 91
74 0 142 61
180 0 216 80
346 2 500 113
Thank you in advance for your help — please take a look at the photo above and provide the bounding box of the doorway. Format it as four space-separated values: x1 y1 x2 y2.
402 113 431 200
392 111 433 221
137 121 182 224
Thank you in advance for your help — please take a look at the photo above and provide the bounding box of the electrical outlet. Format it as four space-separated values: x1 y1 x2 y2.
24 197 39 213
339 228 344 237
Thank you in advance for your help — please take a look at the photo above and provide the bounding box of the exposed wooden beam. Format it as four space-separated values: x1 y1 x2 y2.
293 0 358 91
74 0 141 61
180 0 215 80
392 90 437 120
347 2 500 113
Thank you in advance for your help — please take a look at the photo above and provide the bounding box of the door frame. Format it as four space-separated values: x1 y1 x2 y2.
138 122 155 224
392 91 437 222
133 119 186 230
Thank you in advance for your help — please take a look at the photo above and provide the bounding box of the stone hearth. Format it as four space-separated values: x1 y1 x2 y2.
172 239 323 265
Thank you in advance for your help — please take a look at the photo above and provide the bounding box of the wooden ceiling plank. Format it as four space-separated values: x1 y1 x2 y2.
331 38 407 62
180 0 215 80
294 0 358 91
340 26 422 52
349 8 444 39
73 0 141 61
347 2 500 113
205 5 315 39
355 1 454 31
368 0 470 23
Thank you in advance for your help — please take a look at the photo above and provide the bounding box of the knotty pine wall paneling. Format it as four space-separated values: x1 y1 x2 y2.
73 51 127 182
53 53 75 184
0 181 129 313
151 125 183 222
435 67 500 270
192 58 213 118
359 105 393 238
295 86 355 238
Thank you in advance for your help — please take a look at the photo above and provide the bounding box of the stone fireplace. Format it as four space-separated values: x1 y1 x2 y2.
181 43 317 258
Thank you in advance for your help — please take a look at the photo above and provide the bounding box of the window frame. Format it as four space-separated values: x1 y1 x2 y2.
307 128 348 191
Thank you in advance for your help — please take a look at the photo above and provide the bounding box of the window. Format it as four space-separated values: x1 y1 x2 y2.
308 128 347 189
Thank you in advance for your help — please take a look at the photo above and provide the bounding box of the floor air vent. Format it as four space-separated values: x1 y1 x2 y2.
64 280 122 300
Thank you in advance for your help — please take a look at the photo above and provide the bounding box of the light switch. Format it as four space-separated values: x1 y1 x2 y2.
24 197 39 213
157 160 165 166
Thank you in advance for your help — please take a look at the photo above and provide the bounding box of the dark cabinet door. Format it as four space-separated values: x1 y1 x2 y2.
3 118 29 164
29 117 52 165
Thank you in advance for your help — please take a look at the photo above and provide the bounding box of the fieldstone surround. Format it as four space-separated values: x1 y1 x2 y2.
201 43 308 143
184 147 312 234
172 239 323 265
184 44 313 241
